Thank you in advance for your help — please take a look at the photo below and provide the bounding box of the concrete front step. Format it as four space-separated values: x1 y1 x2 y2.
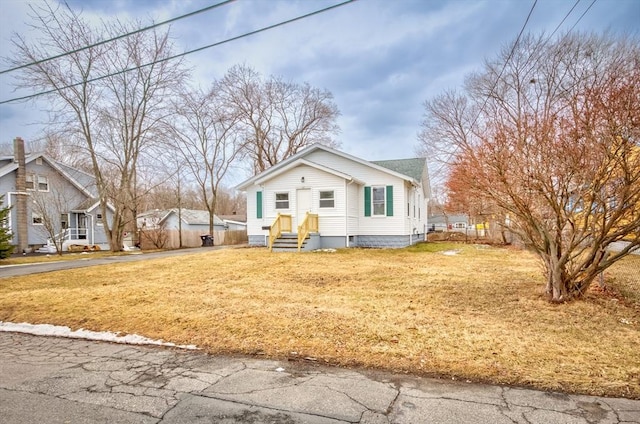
272 233 310 252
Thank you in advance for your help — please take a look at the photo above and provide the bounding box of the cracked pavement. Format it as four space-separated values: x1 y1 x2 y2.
0 332 638 423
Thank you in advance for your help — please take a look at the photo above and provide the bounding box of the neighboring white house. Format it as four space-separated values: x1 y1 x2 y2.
428 214 470 233
137 209 227 233
236 143 430 249
0 137 113 252
218 214 247 232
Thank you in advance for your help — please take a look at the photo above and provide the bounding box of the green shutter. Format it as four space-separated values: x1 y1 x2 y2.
256 191 263 219
364 186 371 217
386 185 393 216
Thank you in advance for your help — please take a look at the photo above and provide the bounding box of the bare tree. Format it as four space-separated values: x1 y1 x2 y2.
30 173 85 255
8 2 188 252
166 85 242 235
219 65 341 173
418 32 640 302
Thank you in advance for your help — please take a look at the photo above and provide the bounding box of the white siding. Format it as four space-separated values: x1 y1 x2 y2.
346 181 359 235
250 164 347 236
244 150 428 240
246 185 268 237
305 150 408 235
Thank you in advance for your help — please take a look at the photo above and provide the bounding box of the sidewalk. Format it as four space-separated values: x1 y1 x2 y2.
1 332 638 423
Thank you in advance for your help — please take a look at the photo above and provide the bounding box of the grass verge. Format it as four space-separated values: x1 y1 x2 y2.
1 243 638 398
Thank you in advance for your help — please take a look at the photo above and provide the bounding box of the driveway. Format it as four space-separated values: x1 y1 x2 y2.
0 246 235 278
1 332 638 423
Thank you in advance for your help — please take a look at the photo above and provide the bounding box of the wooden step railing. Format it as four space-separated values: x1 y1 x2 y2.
297 212 319 251
268 213 292 251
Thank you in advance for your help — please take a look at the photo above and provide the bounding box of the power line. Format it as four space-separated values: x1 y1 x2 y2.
0 0 236 75
548 0 581 40
568 0 598 33
467 0 538 134
0 0 357 105
437 0 596 174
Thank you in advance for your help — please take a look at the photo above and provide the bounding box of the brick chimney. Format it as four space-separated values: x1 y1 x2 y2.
13 137 28 253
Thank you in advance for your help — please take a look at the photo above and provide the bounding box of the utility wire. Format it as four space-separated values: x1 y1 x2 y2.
432 0 539 170
568 0 597 33
0 0 357 105
438 0 596 173
0 0 236 75
467 0 538 135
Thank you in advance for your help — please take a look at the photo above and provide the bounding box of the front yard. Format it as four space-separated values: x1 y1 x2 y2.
1 243 638 398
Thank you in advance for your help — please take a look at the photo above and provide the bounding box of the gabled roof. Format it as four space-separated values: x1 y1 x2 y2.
372 158 426 182
251 158 365 187
138 209 225 227
236 143 425 190
219 214 247 223
0 152 96 199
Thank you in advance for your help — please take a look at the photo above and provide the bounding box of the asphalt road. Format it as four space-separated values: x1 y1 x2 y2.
2 332 638 423
0 246 231 278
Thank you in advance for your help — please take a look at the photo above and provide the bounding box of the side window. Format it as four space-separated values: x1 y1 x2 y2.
372 186 385 216
319 190 334 208
38 175 49 191
96 213 103 226
275 192 289 209
32 212 43 225
25 174 35 190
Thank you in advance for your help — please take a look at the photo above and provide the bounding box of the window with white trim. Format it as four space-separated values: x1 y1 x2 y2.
454 222 466 229
32 212 43 225
319 190 334 208
372 186 385 216
96 213 103 226
275 192 289 209
25 174 35 190
38 175 49 191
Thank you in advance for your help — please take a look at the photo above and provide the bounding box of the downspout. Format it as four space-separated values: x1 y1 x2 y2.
345 179 355 248
425 197 430 242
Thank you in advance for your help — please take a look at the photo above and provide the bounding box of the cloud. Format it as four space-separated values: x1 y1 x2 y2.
1 0 639 166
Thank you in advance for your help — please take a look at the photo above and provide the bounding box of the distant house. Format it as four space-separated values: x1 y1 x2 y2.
236 143 430 250
218 214 247 232
428 214 469 233
137 208 246 249
137 209 226 233
0 137 112 252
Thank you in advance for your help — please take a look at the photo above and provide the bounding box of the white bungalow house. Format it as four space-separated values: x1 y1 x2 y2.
236 143 430 250
0 137 113 252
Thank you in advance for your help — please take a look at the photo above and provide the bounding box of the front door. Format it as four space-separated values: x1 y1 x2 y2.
296 189 312 228
77 214 87 240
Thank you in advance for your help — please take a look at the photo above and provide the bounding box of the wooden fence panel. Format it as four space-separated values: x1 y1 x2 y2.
140 229 247 250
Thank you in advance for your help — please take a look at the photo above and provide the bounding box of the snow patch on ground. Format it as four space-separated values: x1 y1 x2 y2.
0 321 198 350
441 250 461 256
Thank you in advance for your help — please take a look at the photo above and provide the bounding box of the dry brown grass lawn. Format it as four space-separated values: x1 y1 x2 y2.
1 243 638 398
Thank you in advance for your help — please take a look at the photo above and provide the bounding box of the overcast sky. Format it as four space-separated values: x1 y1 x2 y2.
1 0 638 175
